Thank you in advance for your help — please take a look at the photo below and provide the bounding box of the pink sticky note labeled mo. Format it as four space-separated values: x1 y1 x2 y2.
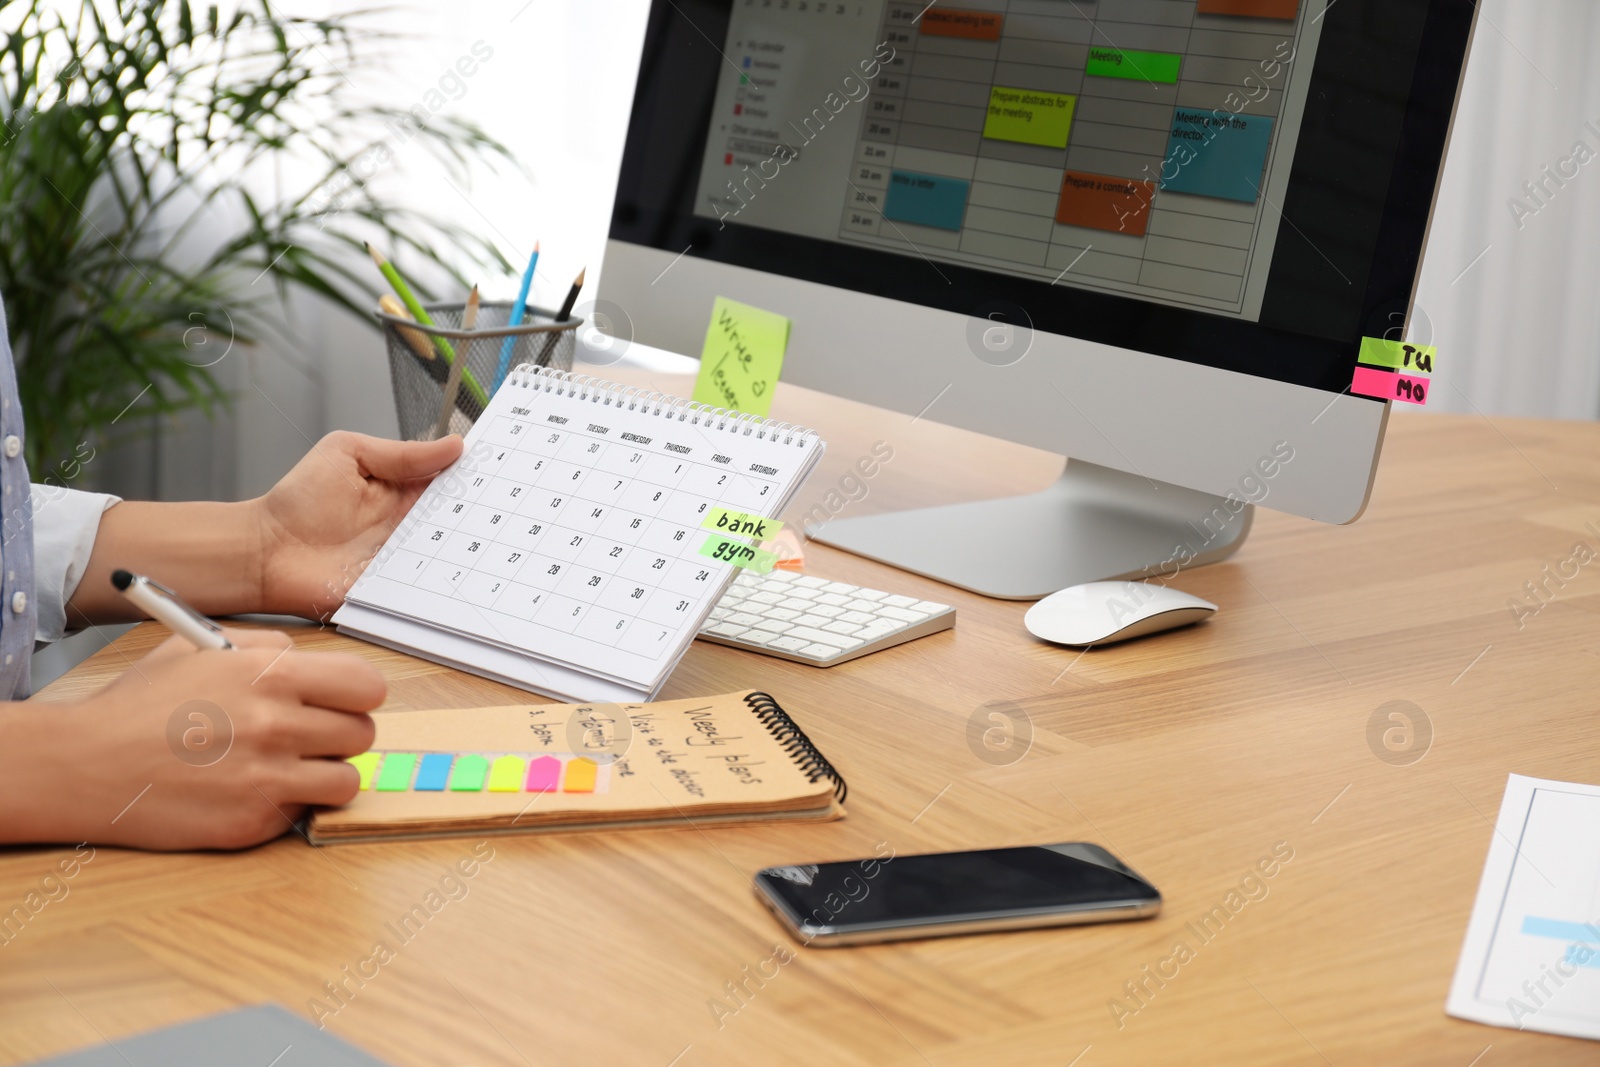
1351 365 1429 406
524 755 561 793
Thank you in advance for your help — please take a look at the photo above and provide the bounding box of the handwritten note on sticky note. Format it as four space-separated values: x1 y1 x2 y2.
699 532 779 573
1359 336 1436 374
1351 365 1429 406
701 507 783 540
693 297 790 417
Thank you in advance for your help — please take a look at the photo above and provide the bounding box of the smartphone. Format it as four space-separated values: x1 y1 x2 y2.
753 842 1160 946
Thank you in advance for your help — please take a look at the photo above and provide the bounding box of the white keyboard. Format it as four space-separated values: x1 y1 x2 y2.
698 570 955 666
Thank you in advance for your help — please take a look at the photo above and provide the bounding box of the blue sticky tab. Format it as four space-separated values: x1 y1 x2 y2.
414 753 454 792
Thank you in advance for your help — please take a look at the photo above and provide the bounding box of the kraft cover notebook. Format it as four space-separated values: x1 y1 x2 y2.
308 691 846 845
333 365 825 703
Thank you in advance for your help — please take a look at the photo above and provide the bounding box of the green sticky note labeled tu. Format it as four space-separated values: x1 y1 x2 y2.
1358 336 1436 374
693 296 791 417
699 532 779 574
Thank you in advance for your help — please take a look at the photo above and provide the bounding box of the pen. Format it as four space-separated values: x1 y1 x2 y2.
112 570 233 650
495 240 539 392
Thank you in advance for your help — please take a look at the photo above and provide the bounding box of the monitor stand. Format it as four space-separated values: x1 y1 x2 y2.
807 459 1252 601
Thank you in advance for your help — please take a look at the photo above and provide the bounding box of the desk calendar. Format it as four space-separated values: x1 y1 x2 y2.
334 367 825 703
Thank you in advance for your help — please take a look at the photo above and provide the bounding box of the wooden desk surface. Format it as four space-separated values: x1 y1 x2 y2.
4 368 1599 1066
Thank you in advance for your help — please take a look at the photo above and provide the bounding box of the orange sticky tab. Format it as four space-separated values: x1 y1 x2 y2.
563 757 598 793
348 752 380 790
488 755 526 792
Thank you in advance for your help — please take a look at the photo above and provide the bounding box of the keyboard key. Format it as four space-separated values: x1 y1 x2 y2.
852 589 887 601
816 593 851 606
766 607 801 621
748 591 784 605
911 600 950 614
768 635 812 652
854 620 903 641
844 598 881 613
785 587 820 600
708 607 732 621
753 619 793 633
839 610 876 625
738 629 781 646
823 620 862 636
764 569 799 582
795 613 830 629
822 581 857 594
883 594 918 608
810 605 845 619
707 622 748 638
801 643 842 658
786 626 849 646
879 606 929 623
794 576 828 588
727 612 765 627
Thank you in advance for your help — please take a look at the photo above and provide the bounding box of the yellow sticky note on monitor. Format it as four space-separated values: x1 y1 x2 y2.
693 297 790 417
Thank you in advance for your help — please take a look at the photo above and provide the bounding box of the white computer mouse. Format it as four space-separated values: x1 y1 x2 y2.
1025 581 1218 647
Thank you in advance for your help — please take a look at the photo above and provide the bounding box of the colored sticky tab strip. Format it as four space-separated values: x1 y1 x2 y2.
487 755 526 792
414 753 453 792
525 755 561 793
450 754 488 791
1351 365 1430 406
1086 48 1181 83
699 532 779 574
1358 336 1436 374
375 753 417 792
348 752 380 791
563 757 598 793
701 507 782 540
693 296 790 417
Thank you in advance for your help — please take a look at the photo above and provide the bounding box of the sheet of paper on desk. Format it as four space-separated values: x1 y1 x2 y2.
1446 773 1600 1040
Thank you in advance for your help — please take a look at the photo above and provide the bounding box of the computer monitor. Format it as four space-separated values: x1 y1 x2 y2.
599 0 1478 598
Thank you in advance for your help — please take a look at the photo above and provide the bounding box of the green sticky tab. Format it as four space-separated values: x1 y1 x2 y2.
1359 336 1436 374
1086 48 1181 83
701 507 783 540
983 87 1076 148
347 752 380 790
699 532 779 574
693 297 790 417
450 754 488 791
374 753 417 792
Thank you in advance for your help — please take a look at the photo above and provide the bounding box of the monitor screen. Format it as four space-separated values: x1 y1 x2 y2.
610 0 1473 394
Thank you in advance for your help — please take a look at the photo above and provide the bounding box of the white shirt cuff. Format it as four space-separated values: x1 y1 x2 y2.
31 485 121 643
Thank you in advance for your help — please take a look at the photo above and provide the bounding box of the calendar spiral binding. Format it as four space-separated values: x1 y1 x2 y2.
743 691 847 803
505 365 818 448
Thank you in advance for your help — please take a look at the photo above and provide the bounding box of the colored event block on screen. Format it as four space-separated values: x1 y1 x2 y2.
920 9 1002 40
1057 171 1157 236
1523 917 1600 942
883 171 970 231
488 756 526 792
1086 48 1181 84
1351 365 1429 406
1358 336 1436 373
375 753 416 792
414 753 453 792
564 758 599 793
450 755 488 791
1159 111 1274 202
348 752 380 791
984 88 1076 149
525 755 561 793
1197 0 1299 17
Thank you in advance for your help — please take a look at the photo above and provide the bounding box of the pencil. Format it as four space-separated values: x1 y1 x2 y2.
535 266 585 366
435 285 479 440
379 293 437 364
367 242 489 408
495 241 539 392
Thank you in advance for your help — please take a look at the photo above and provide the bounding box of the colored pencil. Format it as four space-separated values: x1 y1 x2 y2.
494 241 539 392
366 242 489 408
535 267 585 366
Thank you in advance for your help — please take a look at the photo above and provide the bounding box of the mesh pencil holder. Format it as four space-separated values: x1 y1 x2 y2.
380 301 582 440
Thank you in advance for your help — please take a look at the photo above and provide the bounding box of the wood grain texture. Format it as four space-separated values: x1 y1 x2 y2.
4 366 1599 1066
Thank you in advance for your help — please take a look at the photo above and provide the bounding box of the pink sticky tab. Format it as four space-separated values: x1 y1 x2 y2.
1351 365 1429 406
525 755 561 792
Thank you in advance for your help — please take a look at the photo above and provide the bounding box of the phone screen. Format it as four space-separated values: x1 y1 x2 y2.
756 843 1159 934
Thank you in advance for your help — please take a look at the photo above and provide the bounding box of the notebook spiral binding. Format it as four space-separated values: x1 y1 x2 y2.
744 692 847 803
506 365 817 448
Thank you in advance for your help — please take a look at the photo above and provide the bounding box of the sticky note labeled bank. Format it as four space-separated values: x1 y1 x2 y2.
693 296 791 418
